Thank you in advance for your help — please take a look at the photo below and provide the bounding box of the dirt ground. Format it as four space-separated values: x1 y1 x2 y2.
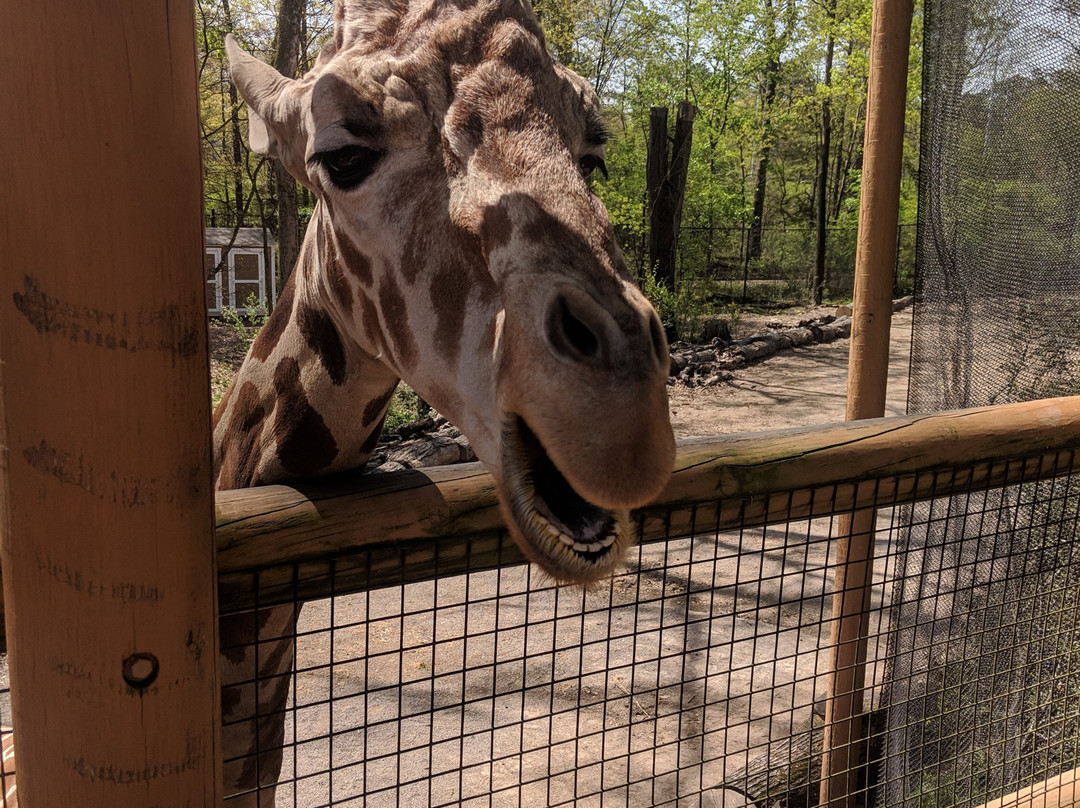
669 307 913 436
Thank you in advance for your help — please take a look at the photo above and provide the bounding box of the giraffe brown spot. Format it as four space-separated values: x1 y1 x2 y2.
431 263 467 368
251 277 295 362
334 228 374 287
357 290 384 354
217 382 266 490
220 683 244 717
480 202 513 252
299 303 347 386
272 357 339 477
434 14 487 69
219 611 259 670
238 642 293 789
363 383 398 427
324 228 355 314
369 0 408 49
378 273 419 371
493 29 547 77
361 414 387 454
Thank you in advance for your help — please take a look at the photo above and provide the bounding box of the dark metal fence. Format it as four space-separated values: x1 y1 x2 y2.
215 399 1080 808
619 224 917 305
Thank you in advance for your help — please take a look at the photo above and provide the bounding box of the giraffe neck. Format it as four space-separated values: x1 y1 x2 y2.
212 208 399 491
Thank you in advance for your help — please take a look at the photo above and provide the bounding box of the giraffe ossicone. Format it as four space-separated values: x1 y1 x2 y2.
218 0 675 587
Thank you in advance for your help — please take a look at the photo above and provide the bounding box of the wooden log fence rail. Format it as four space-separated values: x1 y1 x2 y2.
217 394 1080 611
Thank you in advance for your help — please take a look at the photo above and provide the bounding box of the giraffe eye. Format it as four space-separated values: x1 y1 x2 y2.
310 145 385 190
578 154 608 181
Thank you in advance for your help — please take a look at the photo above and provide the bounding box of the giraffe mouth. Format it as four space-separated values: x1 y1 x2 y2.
499 415 630 583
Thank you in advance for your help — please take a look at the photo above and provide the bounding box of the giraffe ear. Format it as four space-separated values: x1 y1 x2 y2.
225 35 308 179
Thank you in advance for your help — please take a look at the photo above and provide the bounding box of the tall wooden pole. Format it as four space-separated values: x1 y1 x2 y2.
0 2 221 805
819 0 914 805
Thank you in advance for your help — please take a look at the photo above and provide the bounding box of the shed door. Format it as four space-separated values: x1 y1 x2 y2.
230 250 265 312
205 248 222 314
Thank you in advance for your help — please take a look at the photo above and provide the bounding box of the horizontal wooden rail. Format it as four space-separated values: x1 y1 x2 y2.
974 767 1080 808
216 395 1080 610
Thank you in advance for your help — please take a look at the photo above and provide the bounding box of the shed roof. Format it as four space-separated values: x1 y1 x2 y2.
205 227 276 249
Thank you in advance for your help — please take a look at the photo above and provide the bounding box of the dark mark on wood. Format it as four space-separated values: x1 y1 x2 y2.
13 275 201 358
34 550 165 602
22 439 165 507
67 753 200 784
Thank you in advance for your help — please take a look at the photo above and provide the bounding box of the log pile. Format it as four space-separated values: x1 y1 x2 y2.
369 415 476 472
669 314 853 388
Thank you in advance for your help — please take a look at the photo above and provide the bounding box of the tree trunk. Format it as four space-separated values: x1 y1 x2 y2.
273 0 306 294
748 56 780 261
814 23 836 305
222 0 245 228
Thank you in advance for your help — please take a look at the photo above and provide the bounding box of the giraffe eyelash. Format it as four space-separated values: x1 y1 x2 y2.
579 154 608 181
308 145 386 190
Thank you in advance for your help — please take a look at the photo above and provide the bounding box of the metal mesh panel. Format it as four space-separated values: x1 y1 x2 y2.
0 666 11 806
880 470 1080 808
911 0 1080 411
219 450 1080 807
898 0 1080 804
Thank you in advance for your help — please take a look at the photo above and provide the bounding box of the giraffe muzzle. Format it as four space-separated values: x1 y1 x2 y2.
498 414 631 584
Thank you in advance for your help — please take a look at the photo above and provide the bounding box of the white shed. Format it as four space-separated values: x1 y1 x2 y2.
204 227 278 315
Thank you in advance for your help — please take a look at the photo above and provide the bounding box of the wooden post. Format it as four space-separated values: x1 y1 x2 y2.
646 107 671 287
0 2 221 805
646 103 696 297
819 0 914 805
669 100 698 277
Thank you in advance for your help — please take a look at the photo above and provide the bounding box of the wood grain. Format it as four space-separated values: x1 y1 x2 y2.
0 2 220 804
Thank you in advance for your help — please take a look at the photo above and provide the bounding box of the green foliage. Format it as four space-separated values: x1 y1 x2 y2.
210 360 237 411
640 271 709 343
220 292 269 353
383 385 423 431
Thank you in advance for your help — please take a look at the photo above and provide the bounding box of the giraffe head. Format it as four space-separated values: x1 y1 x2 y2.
226 0 675 584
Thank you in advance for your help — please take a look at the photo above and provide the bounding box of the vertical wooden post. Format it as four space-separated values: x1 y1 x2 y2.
669 100 698 275
646 106 671 286
0 2 221 805
819 0 914 805
646 102 697 296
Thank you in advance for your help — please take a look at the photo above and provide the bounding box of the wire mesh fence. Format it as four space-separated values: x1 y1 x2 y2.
617 224 917 306
217 442 1080 808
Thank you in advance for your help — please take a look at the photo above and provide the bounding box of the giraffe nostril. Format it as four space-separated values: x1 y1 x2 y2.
547 294 600 361
648 311 667 366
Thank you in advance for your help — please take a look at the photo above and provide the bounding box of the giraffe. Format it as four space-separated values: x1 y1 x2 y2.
213 0 676 802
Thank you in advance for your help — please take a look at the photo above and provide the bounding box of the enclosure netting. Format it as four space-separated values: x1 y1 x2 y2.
216 448 1080 808
888 0 1080 804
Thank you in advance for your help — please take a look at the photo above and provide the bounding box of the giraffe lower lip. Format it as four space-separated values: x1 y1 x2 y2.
499 415 628 581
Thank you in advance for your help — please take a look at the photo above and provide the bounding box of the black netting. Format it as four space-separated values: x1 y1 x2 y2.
886 1 1080 805
911 0 1080 411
